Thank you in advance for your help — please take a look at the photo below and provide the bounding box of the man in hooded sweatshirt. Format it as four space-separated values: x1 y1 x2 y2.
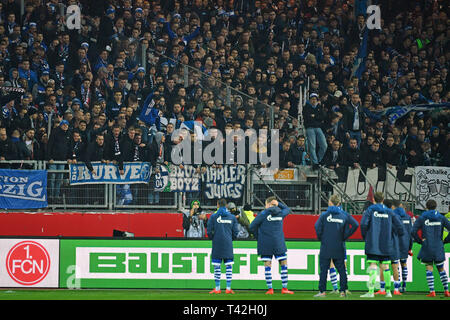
314 194 359 297
249 196 294 295
207 199 239 294
411 200 450 297
359 192 404 298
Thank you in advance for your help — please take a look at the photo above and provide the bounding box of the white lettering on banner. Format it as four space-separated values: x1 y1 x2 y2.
0 176 28 183
0 182 45 201
69 162 151 185
27 181 43 198
203 165 246 199
104 165 117 180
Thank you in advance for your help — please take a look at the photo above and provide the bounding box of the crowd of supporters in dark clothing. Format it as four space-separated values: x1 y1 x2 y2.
0 0 449 178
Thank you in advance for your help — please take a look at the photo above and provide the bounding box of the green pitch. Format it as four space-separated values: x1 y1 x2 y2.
0 289 446 300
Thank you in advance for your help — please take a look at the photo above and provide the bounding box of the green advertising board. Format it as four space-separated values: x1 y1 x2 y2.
59 239 450 292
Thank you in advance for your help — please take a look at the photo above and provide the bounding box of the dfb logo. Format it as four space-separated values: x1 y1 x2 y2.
6 241 51 286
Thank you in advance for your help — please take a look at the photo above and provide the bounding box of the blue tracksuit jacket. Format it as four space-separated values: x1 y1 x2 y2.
315 206 359 259
207 206 239 260
394 207 413 259
411 209 450 263
249 203 291 256
360 203 405 257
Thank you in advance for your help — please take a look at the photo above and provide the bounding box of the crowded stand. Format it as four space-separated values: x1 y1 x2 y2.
0 0 449 177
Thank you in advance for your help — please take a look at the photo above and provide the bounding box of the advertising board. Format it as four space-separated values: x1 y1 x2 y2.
59 239 450 291
0 239 59 287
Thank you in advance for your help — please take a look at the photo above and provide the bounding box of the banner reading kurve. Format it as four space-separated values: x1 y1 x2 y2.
69 162 151 185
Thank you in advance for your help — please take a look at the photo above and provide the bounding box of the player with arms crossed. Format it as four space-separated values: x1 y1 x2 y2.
360 192 404 298
411 199 450 297
207 199 239 294
314 195 359 297
249 196 294 294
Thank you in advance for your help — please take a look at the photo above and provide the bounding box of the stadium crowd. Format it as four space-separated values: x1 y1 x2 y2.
0 0 449 178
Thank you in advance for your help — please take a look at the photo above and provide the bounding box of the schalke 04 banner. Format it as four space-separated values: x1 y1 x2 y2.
0 169 47 209
69 162 151 185
415 166 450 213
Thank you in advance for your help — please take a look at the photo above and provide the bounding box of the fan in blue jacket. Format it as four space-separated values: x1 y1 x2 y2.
249 197 294 295
314 195 359 297
206 199 239 294
393 200 413 293
411 200 450 297
359 192 404 298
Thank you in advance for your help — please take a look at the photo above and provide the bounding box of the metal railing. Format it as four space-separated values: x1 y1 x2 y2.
0 160 421 214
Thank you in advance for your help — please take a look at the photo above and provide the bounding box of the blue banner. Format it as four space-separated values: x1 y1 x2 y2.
69 162 151 185
0 169 47 209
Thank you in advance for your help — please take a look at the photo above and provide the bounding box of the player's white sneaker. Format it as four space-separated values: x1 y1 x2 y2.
330 289 339 295
385 291 392 298
360 292 375 298
314 292 326 298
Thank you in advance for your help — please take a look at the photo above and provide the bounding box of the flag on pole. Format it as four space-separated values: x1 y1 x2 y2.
139 92 160 129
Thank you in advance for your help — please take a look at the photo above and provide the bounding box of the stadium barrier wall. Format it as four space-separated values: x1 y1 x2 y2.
1 238 448 292
0 211 363 239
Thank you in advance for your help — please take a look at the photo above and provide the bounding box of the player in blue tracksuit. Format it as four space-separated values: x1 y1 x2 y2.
359 192 404 298
314 195 359 297
411 200 450 297
249 196 293 294
393 200 413 293
376 199 403 295
206 199 239 294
